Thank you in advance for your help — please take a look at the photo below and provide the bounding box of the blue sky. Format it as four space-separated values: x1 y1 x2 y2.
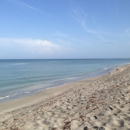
0 0 130 59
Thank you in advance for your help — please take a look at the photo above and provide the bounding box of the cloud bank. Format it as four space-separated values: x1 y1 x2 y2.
0 38 69 58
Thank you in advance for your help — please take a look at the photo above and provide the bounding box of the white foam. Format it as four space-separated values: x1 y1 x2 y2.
25 91 30 94
11 93 18 97
0 95 10 100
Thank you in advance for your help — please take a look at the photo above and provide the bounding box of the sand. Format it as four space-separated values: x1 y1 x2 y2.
0 64 130 130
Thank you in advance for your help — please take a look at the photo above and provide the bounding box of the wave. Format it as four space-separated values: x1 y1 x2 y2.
0 95 10 100
0 91 32 102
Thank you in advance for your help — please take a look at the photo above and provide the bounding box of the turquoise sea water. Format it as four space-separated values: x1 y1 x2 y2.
0 59 130 102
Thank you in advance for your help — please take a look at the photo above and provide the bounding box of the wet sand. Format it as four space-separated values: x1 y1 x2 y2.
0 64 130 130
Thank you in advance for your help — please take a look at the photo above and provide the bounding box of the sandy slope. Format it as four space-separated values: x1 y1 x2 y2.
0 65 130 130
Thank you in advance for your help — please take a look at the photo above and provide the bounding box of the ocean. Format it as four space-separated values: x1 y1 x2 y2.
0 59 130 102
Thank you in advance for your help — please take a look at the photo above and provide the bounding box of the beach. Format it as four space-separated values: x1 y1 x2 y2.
0 64 130 130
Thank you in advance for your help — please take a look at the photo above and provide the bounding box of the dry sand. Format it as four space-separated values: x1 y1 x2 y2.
0 64 130 130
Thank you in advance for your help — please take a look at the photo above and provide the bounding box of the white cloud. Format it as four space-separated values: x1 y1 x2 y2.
9 0 52 16
0 38 65 55
72 8 105 41
72 8 120 42
72 8 87 27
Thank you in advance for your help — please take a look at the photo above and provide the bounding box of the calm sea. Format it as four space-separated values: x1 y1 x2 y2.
0 59 130 102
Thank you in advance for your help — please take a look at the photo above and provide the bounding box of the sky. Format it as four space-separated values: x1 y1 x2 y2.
0 0 130 59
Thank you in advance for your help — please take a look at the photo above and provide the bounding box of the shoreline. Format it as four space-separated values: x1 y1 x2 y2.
0 65 114 103
0 65 114 114
0 64 130 129
1 59 130 103
0 70 108 115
